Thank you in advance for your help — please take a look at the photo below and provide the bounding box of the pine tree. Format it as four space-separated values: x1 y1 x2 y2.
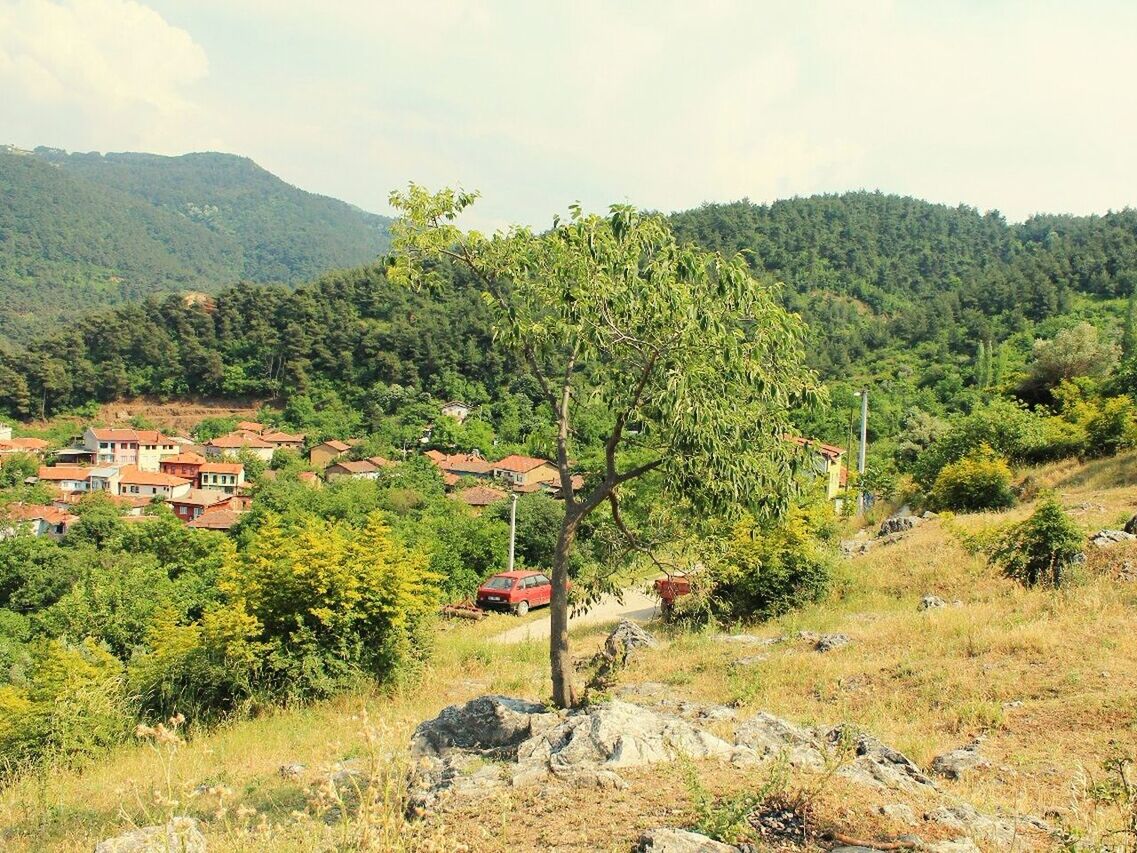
1123 286 1137 360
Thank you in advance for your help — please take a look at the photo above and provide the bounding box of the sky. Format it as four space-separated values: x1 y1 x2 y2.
2 0 1136 230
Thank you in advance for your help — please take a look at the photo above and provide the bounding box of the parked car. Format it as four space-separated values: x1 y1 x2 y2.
475 570 553 615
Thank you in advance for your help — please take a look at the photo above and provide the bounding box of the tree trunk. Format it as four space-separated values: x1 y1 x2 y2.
550 511 581 708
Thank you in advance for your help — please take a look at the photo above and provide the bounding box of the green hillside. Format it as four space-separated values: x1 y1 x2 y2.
0 146 390 342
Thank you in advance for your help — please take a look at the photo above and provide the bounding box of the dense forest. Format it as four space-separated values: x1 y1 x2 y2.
0 146 390 342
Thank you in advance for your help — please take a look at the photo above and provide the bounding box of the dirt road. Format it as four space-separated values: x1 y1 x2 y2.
490 587 660 645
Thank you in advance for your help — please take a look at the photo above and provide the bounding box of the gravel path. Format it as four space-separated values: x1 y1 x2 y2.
490 587 660 645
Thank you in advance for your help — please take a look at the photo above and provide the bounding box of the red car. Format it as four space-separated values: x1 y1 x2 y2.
476 570 553 615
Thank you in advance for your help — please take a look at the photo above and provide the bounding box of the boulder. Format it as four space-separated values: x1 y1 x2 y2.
930 739 989 780
1125 514 1137 536
605 619 657 664
518 699 737 772
715 634 782 646
829 726 938 794
95 818 205 853
815 633 850 652
636 827 739 852
1090 529 1137 548
921 842 981 853
410 695 552 760
918 595 946 612
925 803 1048 847
733 711 827 770
841 539 876 557
878 515 921 537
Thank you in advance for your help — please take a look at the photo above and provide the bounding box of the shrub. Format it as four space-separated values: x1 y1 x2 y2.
929 446 1015 512
1083 395 1137 458
0 638 129 770
688 504 833 624
988 495 1084 588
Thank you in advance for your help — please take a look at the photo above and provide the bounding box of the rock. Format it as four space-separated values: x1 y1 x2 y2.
716 634 782 646
878 803 918 825
828 726 938 794
277 763 306 779
604 619 657 664
921 510 939 519
918 595 946 611
815 633 850 652
925 803 1047 847
410 695 552 760
733 711 827 770
797 630 821 643
878 515 922 537
518 699 737 772
636 827 738 852
930 739 989 780
1125 514 1137 535
841 538 876 557
1002 700 1024 709
94 818 205 853
1090 529 1137 548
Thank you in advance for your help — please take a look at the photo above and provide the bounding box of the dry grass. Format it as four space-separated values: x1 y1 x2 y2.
2 455 1136 851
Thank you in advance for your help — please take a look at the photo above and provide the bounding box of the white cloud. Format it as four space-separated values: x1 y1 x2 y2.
0 0 208 151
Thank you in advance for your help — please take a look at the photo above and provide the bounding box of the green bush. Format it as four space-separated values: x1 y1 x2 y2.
988 495 1084 587
684 504 833 625
929 447 1015 512
1083 395 1137 458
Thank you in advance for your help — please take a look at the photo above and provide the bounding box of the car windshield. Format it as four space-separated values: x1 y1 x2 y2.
484 576 515 590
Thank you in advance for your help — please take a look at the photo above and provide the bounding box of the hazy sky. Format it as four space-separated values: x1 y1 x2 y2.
2 0 1136 229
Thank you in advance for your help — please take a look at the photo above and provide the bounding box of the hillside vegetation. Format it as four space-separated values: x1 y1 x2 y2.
0 146 390 342
2 452 1134 851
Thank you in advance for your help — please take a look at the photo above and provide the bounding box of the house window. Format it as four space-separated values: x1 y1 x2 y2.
130 486 139 494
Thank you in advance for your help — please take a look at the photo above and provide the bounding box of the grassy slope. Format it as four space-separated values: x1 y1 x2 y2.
2 454 1135 851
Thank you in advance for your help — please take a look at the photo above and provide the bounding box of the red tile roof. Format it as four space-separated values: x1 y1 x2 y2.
236 421 264 433
168 489 233 508
37 465 91 481
199 463 243 475
454 485 508 507
327 459 378 474
208 434 275 449
429 452 494 475
163 452 207 465
88 428 173 444
0 437 49 452
366 455 397 468
261 431 305 443
785 435 845 459
117 466 191 487
1 503 77 525
318 439 352 453
493 454 553 474
187 509 244 530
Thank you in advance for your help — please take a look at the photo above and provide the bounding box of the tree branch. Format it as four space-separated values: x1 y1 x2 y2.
556 342 580 505
608 491 679 575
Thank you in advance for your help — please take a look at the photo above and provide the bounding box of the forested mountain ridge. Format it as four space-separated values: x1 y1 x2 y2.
0 145 391 342
670 193 1137 374
1 190 1134 462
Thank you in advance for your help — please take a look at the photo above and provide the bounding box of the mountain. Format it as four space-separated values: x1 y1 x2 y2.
0 145 391 343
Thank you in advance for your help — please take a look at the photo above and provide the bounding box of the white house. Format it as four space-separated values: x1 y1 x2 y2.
440 401 471 423
116 466 192 499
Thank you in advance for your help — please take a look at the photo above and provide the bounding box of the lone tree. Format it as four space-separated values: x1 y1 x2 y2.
388 186 819 707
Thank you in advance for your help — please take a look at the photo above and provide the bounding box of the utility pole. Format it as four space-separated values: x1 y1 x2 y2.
508 492 518 573
856 389 868 514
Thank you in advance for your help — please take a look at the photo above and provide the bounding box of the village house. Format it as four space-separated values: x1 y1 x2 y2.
37 465 96 493
167 489 238 523
198 462 245 494
83 428 179 471
425 450 494 481
52 492 149 516
440 401 471 423
116 466 192 499
53 445 97 464
260 430 306 451
0 423 10 441
205 433 275 462
453 484 508 511
236 421 265 433
325 459 379 481
187 507 244 532
492 454 560 489
160 452 207 485
0 503 78 540
785 436 847 502
309 439 354 468
0 436 50 457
